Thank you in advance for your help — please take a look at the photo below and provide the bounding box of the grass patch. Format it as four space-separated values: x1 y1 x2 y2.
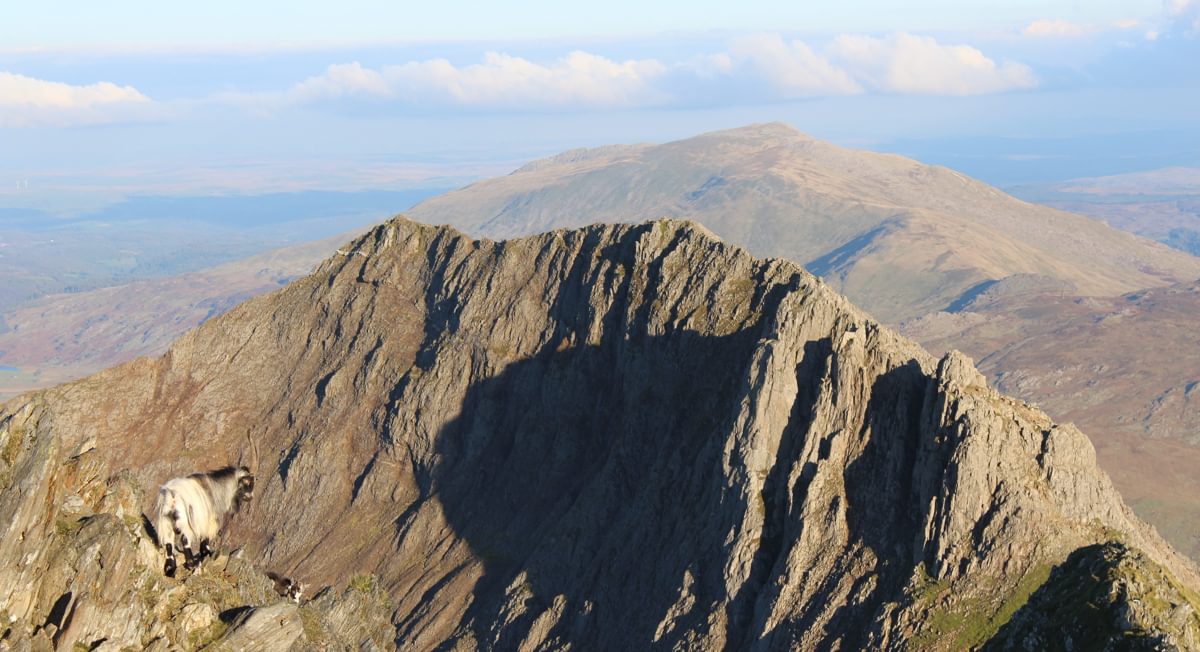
55 517 85 537
980 542 1200 650
723 278 756 304
489 342 513 359
348 573 376 593
909 561 1051 650
909 563 951 605
1 425 24 466
188 619 229 650
980 563 1052 639
299 606 329 648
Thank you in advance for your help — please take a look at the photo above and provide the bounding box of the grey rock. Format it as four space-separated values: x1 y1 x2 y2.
207 602 303 652
177 603 217 638
0 217 1197 650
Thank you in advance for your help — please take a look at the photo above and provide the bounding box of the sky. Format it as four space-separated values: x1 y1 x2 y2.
2 0 1199 214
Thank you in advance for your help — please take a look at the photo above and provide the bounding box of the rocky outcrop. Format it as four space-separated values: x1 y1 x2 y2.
0 427 392 651
903 277 1200 561
983 541 1200 651
1 217 1197 650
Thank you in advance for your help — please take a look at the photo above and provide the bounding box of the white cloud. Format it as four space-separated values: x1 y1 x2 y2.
1165 0 1200 31
290 62 390 101
284 52 668 109
1167 0 1194 15
0 72 151 127
1022 19 1093 38
217 32 1036 117
830 33 1037 96
725 33 862 96
686 53 734 79
1112 19 1141 30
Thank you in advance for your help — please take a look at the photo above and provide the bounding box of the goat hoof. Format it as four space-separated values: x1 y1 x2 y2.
164 560 177 577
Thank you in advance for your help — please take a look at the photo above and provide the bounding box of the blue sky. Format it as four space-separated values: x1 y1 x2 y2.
0 1 1171 47
2 0 1198 213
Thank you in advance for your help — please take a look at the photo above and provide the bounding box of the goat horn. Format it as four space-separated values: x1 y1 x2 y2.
247 430 260 474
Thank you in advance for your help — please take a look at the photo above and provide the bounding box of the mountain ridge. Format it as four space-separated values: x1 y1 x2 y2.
1 217 1197 649
410 123 1200 322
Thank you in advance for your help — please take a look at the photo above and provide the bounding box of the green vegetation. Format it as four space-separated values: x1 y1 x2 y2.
348 573 376 593
489 342 513 359
131 567 167 614
0 425 25 487
1 425 24 466
909 563 951 605
55 516 86 537
188 619 229 650
983 563 1053 638
909 560 1052 650
298 606 330 648
723 278 755 304
981 542 1200 651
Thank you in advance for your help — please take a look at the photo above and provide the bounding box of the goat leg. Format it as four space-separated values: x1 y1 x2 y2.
181 540 199 572
164 544 177 578
199 538 214 561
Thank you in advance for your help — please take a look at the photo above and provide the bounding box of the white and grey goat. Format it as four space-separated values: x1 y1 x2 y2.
155 440 257 577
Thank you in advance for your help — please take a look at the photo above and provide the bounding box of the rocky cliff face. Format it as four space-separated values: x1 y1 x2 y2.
1 217 1197 650
903 277 1200 561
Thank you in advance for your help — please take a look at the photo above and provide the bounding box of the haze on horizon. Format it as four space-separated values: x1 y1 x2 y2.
2 0 1199 217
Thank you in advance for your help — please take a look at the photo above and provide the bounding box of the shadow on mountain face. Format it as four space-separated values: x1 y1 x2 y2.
410 301 935 647
982 542 1175 652
944 279 1001 313
422 327 764 649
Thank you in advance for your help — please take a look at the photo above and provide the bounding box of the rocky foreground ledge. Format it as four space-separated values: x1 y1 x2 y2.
1 217 1199 650
0 449 393 650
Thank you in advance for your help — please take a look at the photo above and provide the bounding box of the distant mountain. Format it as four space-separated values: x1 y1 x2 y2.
0 235 342 399
2 219 1196 650
0 188 456 398
1050 167 1200 196
1012 167 1200 257
409 124 1200 322
0 187 451 315
80 189 447 228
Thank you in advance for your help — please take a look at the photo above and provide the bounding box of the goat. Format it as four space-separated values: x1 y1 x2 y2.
155 436 258 577
267 571 304 604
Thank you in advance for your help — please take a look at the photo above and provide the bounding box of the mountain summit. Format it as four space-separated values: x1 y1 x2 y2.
1 217 1197 649
410 123 1200 322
